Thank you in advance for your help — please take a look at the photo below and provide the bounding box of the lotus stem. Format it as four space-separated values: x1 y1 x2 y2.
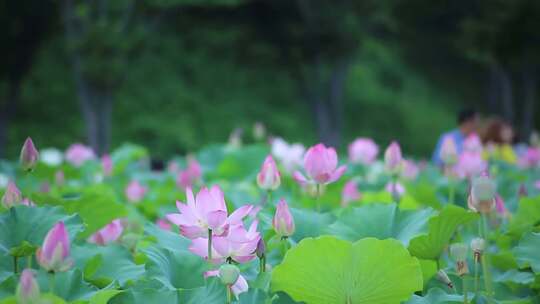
13 256 18 274
208 229 213 262
462 275 468 304
226 285 232 304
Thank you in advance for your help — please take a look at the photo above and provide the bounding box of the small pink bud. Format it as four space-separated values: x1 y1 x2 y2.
101 154 113 176
1 181 22 208
36 221 73 272
341 181 360 206
348 138 378 165
255 238 266 259
156 218 172 231
257 155 281 191
273 199 295 238
65 143 95 167
293 143 346 186
20 137 39 172
16 269 40 304
125 180 146 203
384 141 402 175
88 219 124 245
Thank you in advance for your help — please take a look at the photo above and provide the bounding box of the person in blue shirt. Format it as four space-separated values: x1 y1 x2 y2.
432 109 479 166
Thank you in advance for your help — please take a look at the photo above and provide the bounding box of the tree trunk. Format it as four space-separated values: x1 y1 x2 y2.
495 65 515 124
0 81 20 158
522 66 537 141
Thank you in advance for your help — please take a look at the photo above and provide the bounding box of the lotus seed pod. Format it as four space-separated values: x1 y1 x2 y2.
470 238 486 254
449 243 469 262
471 175 496 202
219 264 240 285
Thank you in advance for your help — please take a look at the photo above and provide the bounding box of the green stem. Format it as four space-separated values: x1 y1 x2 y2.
474 258 479 298
315 184 321 212
266 190 271 206
226 285 232 304
208 229 213 262
448 180 455 205
259 255 266 273
462 275 468 304
49 272 55 294
391 175 399 204
27 255 32 269
480 215 494 302
13 256 18 274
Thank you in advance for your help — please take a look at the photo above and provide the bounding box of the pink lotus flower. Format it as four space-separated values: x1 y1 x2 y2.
341 181 361 206
88 219 124 245
167 186 253 239
293 143 346 185
518 147 540 169
167 161 180 174
55 170 65 186
16 269 40 304
456 152 487 179
273 199 295 238
21 198 35 207
125 180 147 203
257 155 281 191
156 218 172 231
348 138 379 165
271 138 305 173
205 269 248 298
463 134 483 153
384 141 402 175
20 137 39 172
36 221 72 272
385 182 405 198
401 159 419 180
176 157 202 189
101 154 113 176
189 220 260 264
494 195 509 217
1 181 22 208
440 136 458 165
65 143 95 167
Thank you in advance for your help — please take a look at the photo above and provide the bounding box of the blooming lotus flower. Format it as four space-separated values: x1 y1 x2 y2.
205 269 248 298
65 143 95 167
156 218 172 231
348 138 379 165
535 180 540 190
401 159 419 180
257 155 281 191
125 180 146 203
293 143 346 186
273 199 295 238
16 269 40 304
439 136 458 165
384 141 402 175
101 154 113 176
20 137 39 171
167 186 253 239
463 134 483 153
271 138 305 173
176 157 202 189
468 174 496 213
189 220 260 263
385 182 405 198
456 151 487 179
36 221 72 272
40 148 63 166
88 219 124 245
1 181 22 208
341 181 361 206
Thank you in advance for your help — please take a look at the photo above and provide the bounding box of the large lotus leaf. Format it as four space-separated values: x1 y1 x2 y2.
110 144 149 175
513 232 540 274
212 145 268 181
271 236 422 304
326 204 434 245
509 196 540 237
143 224 191 252
36 269 98 302
178 277 227 304
0 206 83 256
405 288 463 304
408 205 478 260
32 185 128 239
290 208 335 242
493 269 535 285
71 243 145 287
109 280 180 304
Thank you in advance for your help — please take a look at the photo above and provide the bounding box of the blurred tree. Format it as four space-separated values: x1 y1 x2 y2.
62 0 142 155
0 0 57 157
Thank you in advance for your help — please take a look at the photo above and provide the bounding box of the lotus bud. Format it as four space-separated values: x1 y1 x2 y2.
384 141 402 175
253 122 266 141
101 154 113 176
518 184 528 198
219 264 240 285
436 270 453 289
55 170 65 186
469 175 496 213
16 269 40 304
440 136 458 166
470 238 486 262
449 243 469 276
255 238 266 259
273 199 295 238
341 180 361 207
20 137 39 172
36 221 73 272
1 181 22 208
257 155 281 191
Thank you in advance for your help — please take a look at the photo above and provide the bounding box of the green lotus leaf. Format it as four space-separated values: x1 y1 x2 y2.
513 232 540 274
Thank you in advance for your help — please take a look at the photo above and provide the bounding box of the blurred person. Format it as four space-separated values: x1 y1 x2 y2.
482 119 517 164
432 109 479 166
